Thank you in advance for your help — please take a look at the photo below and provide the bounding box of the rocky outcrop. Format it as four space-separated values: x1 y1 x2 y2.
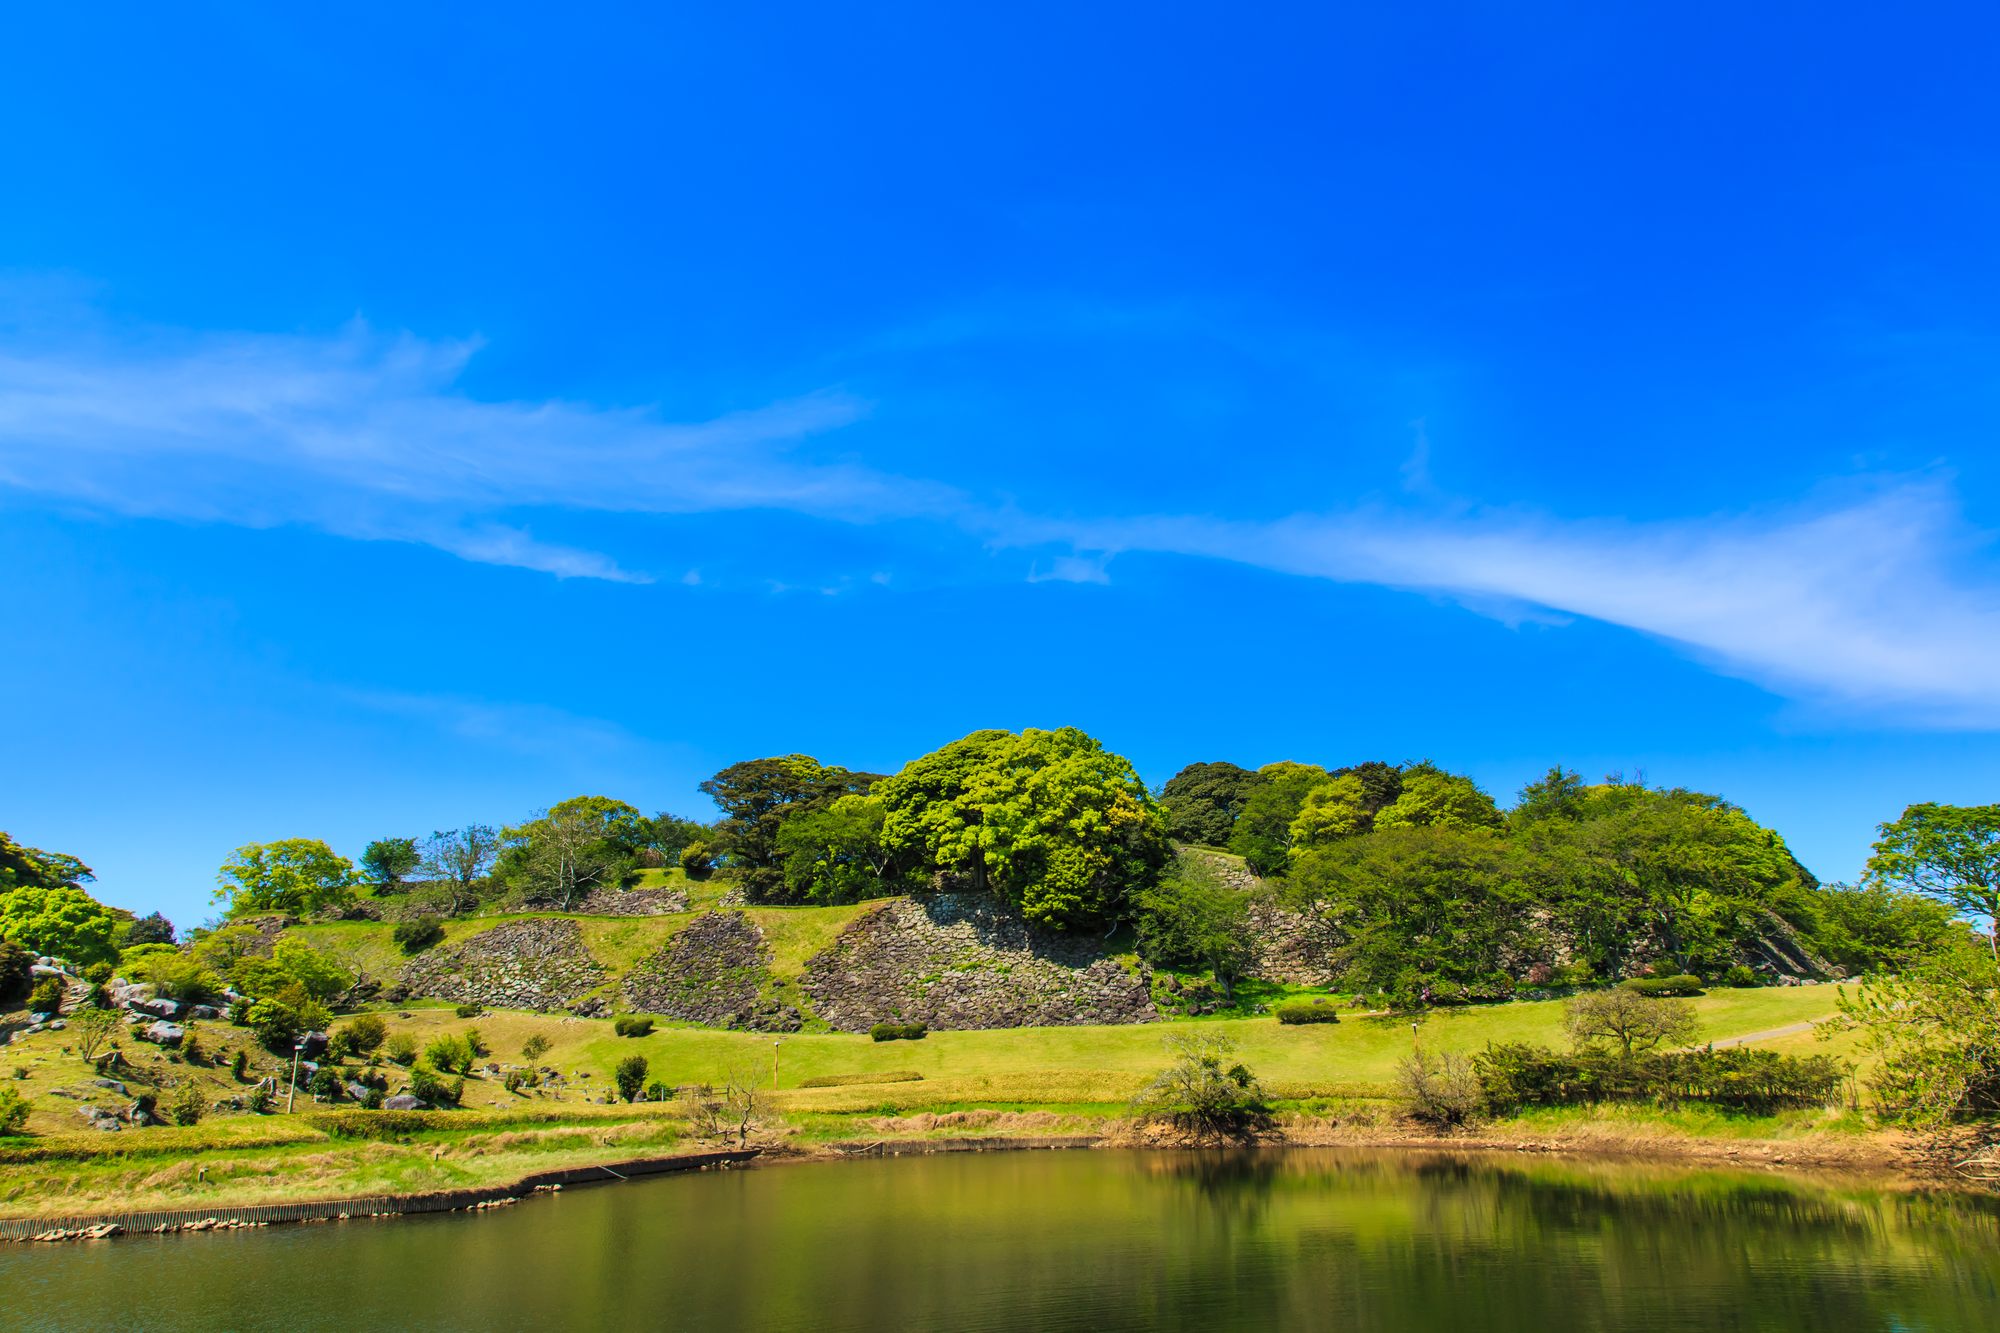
620 912 801 1031
1243 901 1349 987
801 894 1160 1032
396 919 606 1012
570 887 690 917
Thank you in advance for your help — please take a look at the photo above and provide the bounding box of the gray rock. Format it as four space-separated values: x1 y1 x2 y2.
383 1095 428 1111
190 1005 222 1020
344 1081 373 1102
137 997 182 1019
91 1078 129 1096
47 1019 66 1031
295 1031 327 1059
143 1021 185 1047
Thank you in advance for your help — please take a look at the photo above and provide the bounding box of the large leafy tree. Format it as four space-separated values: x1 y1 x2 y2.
1133 852 1258 998
876 727 1172 930
0 831 117 963
1865 803 2000 958
1225 762 1331 875
360 837 421 891
700 757 881 901
417 824 501 916
497 797 644 909
1158 762 1267 847
777 794 914 904
213 839 361 917
1374 768 1504 832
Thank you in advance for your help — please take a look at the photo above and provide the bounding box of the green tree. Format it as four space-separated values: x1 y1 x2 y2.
876 727 1172 930
700 757 882 901
496 798 643 909
0 831 94 899
1129 1031 1269 1143
1865 803 2000 958
777 794 912 903
1158 762 1267 847
614 1053 650 1102
1133 853 1257 998
1374 768 1504 832
213 839 360 917
415 824 500 916
0 882 120 965
123 912 175 946
230 937 353 1003
1287 775 1370 852
1510 765 1590 825
1823 937 2000 1141
1783 881 1964 973
359 837 420 891
1225 762 1331 875
1561 988 1701 1058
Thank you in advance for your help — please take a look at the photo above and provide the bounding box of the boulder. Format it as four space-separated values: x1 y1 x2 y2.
295 1031 328 1059
137 998 182 1020
344 1081 374 1102
91 1078 129 1096
143 1021 186 1047
190 1005 222 1021
383 1095 428 1111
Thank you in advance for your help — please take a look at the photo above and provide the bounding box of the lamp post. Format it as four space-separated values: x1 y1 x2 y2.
286 1040 304 1114
772 1039 784 1091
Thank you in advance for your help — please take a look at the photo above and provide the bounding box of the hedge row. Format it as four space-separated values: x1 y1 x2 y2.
1475 1043 1848 1115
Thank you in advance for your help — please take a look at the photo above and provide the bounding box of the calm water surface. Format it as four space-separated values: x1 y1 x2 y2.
3 1148 1997 1332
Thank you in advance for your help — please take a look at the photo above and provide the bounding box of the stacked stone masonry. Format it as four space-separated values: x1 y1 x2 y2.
621 912 803 1032
396 919 606 1012
800 894 1160 1032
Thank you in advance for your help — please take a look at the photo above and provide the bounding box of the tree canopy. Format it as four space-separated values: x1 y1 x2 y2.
1159 762 1267 846
700 756 882 901
214 839 360 917
875 726 1171 929
1865 802 2000 957
0 830 116 963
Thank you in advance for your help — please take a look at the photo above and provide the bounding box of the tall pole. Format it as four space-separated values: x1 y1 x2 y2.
286 1041 302 1113
772 1039 783 1091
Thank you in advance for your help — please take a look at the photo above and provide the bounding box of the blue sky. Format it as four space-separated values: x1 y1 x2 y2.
5 1 2000 927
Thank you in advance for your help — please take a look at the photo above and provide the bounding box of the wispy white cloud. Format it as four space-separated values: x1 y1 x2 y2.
1007 479 2000 724
6 304 2000 724
0 314 964 579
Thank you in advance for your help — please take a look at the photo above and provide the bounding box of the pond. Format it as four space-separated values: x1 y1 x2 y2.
4 1148 1997 1332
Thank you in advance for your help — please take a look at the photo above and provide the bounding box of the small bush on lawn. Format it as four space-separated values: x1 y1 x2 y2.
614 1054 649 1103
0 1086 30 1134
423 1033 476 1075
309 1066 344 1101
870 1023 927 1042
337 1013 389 1058
454 1003 484 1019
385 1033 419 1066
614 1015 655 1038
169 1081 206 1127
406 1063 452 1106
1275 1000 1341 1025
393 916 446 954
29 977 63 1014
247 1085 273 1114
1723 965 1762 988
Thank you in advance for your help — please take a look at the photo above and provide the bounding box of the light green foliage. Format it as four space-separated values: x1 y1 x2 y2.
1373 769 1504 832
1226 762 1329 875
1130 1030 1268 1142
1865 802 2000 956
496 796 644 910
386 1032 419 1065
0 882 120 965
72 1006 121 1062
126 950 223 1003
521 1033 552 1063
342 1012 389 1055
1134 852 1257 997
1783 881 1963 972
0 1086 28 1134
118 941 179 968
423 1033 477 1075
778 794 909 903
231 937 352 1002
1562 988 1701 1058
876 727 1172 930
1823 938 2000 1134
1287 775 1370 850
213 839 361 917
246 983 332 1051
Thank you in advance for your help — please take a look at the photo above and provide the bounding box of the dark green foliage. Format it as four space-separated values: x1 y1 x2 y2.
0 939 32 1004
1226 764 1328 875
405 1063 452 1105
1510 766 1590 825
1274 999 1340 1024
124 912 175 946
1134 853 1256 998
701 757 883 901
1777 881 1964 972
393 916 446 954
613 1014 655 1037
777 796 916 904
342 1013 389 1055
83 960 112 984
361 1086 385 1109
360 837 421 890
28 977 62 1013
641 814 712 865
1620 975 1705 996
614 1053 649 1102
1475 1042 1849 1115
247 1085 273 1114
1159 762 1267 846
232 1047 249 1079
309 1066 343 1101
453 1002 483 1019
870 1022 927 1042
227 999 251 1026
1723 965 1761 988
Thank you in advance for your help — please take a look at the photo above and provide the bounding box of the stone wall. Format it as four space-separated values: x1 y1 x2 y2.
569 887 690 917
800 894 1159 1032
620 912 803 1032
395 919 606 1012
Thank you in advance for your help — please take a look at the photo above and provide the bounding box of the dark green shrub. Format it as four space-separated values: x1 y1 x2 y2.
614 1015 655 1038
385 1033 418 1066
83 961 113 985
422 1033 475 1075
1724 965 1761 988
309 1067 343 1101
29 977 63 1014
1475 1042 1847 1115
405 1064 448 1105
228 999 251 1026
231 1048 249 1079
1275 1000 1341 1025
454 1003 483 1019
247 1085 272 1114
343 1012 389 1054
393 916 446 954
0 1086 29 1134
614 1054 649 1102
644 1081 673 1102
0 940 32 1005
870 1022 927 1042
169 1082 205 1127
1620 975 1706 997
361 1087 385 1110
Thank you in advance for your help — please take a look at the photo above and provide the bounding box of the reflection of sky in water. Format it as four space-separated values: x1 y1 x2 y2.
4 1148 1995 1333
